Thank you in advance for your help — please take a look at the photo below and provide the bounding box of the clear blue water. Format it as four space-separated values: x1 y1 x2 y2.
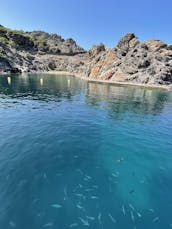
0 74 172 229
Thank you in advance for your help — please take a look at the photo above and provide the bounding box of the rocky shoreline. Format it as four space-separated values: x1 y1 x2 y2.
0 25 172 89
73 74 172 91
18 71 172 91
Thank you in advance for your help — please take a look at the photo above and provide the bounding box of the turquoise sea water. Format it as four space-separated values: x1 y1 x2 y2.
0 74 172 229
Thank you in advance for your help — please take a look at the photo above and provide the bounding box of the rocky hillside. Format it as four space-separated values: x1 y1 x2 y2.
86 33 172 86
0 25 87 73
0 25 172 87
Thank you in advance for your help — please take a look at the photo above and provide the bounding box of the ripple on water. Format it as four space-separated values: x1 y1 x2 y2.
0 74 172 229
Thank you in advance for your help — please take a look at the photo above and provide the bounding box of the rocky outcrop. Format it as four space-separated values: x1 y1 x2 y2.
0 25 87 74
86 33 172 85
0 25 172 87
26 31 85 55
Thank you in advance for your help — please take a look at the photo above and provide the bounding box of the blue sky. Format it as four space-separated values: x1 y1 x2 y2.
0 0 172 49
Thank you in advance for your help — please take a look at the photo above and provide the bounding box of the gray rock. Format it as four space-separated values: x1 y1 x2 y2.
0 24 172 87
86 33 172 85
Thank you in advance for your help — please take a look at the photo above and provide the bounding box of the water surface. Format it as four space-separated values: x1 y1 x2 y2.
0 74 172 229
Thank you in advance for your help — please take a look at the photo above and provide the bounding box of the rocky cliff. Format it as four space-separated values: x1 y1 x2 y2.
0 25 172 87
0 25 88 74
86 33 172 86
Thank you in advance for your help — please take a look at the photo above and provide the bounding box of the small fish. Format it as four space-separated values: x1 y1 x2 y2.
129 203 135 211
43 173 47 179
122 205 126 215
108 214 116 223
78 217 89 226
37 212 45 217
159 166 166 171
69 223 78 227
85 188 94 192
9 221 16 228
42 223 53 227
153 217 159 223
76 204 84 210
51 204 62 209
91 196 99 199
76 169 83 175
32 198 40 204
129 189 135 194
75 193 84 197
149 208 154 213
64 185 67 195
116 158 124 163
130 211 135 222
95 166 100 169
137 212 142 218
86 216 95 221
112 173 119 178
84 178 89 181
64 185 67 200
85 175 92 179
98 213 102 224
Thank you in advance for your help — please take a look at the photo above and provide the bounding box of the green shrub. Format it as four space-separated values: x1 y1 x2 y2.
0 37 8 44
8 40 16 48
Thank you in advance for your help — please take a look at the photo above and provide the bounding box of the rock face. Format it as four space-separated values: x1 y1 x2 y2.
0 25 172 87
0 25 87 74
86 33 172 85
